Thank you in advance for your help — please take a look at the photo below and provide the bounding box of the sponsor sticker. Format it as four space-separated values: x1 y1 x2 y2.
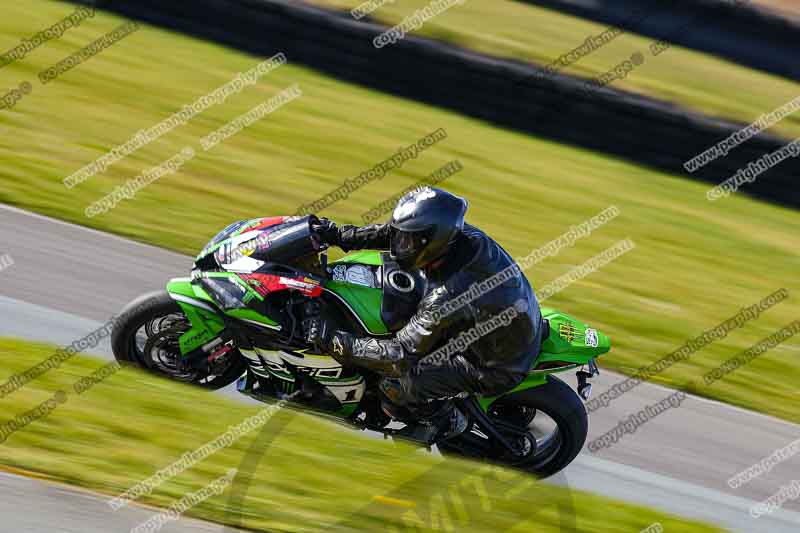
585 328 599 347
559 323 578 342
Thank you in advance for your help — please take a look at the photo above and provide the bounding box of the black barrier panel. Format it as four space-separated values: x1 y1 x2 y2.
521 0 800 82
77 0 800 208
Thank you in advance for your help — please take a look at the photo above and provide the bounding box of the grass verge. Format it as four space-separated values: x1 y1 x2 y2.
0 338 727 532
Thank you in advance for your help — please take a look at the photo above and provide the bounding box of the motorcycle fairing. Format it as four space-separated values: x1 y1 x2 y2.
196 216 289 262
166 272 321 355
195 216 319 273
242 348 366 411
168 252 611 415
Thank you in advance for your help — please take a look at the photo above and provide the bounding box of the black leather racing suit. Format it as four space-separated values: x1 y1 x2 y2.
330 222 544 407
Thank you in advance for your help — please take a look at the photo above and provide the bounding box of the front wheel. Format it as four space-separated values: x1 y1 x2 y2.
111 291 247 390
442 375 588 478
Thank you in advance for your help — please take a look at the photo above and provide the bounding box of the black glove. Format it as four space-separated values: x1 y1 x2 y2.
311 217 340 246
304 317 330 352
303 318 352 362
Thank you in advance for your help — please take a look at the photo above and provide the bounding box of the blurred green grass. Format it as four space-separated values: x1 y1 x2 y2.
311 0 800 139
0 1 798 423
0 339 727 532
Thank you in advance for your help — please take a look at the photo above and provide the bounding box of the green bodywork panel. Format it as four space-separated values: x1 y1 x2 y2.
333 250 384 266
340 403 359 417
479 373 548 410
325 251 389 335
226 307 279 328
324 281 388 335
538 307 611 363
167 276 280 355
166 278 226 354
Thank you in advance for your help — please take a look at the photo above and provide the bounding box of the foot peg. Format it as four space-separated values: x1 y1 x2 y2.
393 403 468 445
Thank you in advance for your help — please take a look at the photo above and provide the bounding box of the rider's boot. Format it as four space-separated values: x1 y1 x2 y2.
393 399 468 445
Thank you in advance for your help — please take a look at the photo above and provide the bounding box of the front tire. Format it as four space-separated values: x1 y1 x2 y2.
111 291 246 390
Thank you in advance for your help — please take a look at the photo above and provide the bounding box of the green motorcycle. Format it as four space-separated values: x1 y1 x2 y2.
112 215 610 477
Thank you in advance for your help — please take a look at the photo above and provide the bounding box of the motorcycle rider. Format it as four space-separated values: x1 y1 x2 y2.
306 187 544 443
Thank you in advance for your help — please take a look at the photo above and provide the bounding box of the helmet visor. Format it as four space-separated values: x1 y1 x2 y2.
389 226 430 263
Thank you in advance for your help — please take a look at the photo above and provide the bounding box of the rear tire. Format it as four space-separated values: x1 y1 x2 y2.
503 375 588 478
441 375 587 478
112 291 246 390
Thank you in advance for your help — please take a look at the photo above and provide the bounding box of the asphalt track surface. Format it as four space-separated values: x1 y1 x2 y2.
0 470 236 533
1 204 799 533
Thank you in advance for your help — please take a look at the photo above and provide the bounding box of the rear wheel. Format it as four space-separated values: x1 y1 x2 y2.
111 291 246 390
442 375 587 478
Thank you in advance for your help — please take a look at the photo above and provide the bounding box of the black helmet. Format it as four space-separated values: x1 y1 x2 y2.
389 187 468 269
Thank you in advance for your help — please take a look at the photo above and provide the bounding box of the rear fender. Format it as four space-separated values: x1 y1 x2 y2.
537 307 611 366
166 278 227 354
478 308 611 410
